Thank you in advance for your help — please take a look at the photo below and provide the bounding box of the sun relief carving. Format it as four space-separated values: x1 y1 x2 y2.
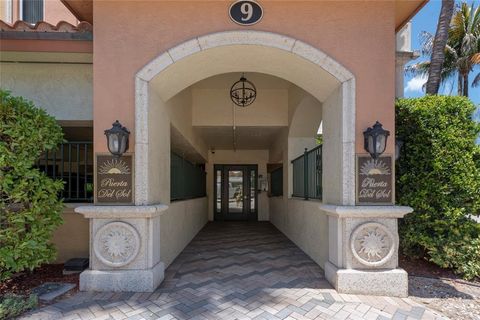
350 222 395 267
93 222 140 267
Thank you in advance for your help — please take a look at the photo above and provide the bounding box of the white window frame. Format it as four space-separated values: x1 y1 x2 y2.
4 0 13 23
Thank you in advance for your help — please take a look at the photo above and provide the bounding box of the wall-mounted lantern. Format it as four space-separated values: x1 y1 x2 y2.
363 121 390 159
230 73 257 107
104 120 130 158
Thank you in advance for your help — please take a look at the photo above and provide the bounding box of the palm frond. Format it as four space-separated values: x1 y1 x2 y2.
471 52 480 64
449 4 467 44
405 61 430 77
419 31 434 56
472 72 480 87
471 3 480 34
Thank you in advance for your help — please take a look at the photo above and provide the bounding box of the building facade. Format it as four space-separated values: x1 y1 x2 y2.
0 0 425 297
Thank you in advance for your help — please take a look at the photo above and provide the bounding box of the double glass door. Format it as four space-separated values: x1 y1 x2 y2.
214 165 258 221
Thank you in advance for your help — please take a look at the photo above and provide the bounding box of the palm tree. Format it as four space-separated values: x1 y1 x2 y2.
426 0 455 94
449 2 480 96
407 2 480 97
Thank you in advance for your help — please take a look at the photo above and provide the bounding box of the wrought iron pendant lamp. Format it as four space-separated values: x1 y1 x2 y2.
230 73 257 107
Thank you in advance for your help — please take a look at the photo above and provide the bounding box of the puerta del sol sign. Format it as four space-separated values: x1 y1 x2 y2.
356 155 394 205
95 154 134 205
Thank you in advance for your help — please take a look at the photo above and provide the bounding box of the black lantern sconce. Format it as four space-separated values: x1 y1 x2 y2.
230 73 257 107
104 120 130 158
363 121 390 159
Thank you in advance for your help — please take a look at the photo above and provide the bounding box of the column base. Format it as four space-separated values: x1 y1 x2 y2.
80 261 165 292
325 261 408 297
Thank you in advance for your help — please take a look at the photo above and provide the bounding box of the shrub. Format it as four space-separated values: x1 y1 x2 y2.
0 90 64 281
396 95 480 280
0 294 38 320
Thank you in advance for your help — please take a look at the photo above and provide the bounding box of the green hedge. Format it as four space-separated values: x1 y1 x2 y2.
0 90 64 281
0 294 37 320
396 95 480 280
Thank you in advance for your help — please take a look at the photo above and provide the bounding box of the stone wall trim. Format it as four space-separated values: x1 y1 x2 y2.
75 204 168 219
320 204 412 218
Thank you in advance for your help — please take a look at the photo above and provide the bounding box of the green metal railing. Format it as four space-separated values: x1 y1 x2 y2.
270 167 283 197
171 153 206 201
291 145 322 200
37 141 94 203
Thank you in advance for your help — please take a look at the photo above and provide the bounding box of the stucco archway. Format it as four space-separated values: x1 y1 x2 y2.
134 30 356 206
79 30 411 296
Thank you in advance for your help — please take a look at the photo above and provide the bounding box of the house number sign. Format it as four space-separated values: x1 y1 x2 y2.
356 155 394 205
229 0 263 26
95 154 134 205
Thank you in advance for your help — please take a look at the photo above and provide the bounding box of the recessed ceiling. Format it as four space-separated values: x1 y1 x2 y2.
195 126 285 150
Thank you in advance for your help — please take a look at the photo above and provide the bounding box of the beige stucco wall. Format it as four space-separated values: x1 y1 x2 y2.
163 88 209 160
52 205 89 263
93 1 396 156
160 197 208 267
322 85 349 204
192 86 288 127
207 149 269 221
0 62 92 120
270 197 328 268
147 88 171 204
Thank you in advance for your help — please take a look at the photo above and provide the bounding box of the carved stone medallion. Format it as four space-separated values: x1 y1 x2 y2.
350 222 395 267
93 222 140 267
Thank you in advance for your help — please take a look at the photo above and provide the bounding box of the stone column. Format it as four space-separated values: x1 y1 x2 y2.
75 205 167 292
321 205 412 297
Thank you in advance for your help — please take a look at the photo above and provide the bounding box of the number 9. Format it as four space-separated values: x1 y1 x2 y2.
240 2 253 21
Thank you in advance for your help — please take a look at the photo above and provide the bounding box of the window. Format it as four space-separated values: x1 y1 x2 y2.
170 153 206 201
37 126 94 203
269 167 283 197
22 0 44 24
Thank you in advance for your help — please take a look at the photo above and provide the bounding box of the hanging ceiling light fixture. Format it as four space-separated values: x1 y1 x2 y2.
230 73 257 107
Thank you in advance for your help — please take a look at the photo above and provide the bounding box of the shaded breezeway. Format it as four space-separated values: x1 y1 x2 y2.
21 222 446 319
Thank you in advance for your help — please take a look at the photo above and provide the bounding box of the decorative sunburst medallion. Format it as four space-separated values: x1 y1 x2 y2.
358 229 387 259
359 159 391 176
99 159 131 174
350 222 395 267
93 222 140 267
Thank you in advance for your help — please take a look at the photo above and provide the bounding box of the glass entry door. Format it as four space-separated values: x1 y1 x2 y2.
214 165 258 221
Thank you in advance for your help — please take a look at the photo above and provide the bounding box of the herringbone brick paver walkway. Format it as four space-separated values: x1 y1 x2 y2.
20 222 448 320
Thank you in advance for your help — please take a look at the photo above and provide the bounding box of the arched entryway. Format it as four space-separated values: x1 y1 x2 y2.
134 30 356 207
78 30 410 297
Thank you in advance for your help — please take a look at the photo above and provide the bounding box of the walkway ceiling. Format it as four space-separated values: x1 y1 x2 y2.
195 126 284 150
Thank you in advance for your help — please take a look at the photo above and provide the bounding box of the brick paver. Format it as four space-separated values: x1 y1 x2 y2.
21 222 447 320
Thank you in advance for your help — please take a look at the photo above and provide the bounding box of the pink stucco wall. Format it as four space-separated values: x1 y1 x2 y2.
93 1 396 154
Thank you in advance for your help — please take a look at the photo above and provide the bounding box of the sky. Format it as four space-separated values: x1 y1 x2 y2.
405 0 480 117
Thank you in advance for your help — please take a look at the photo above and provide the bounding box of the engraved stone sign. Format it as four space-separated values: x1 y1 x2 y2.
356 155 393 205
95 154 134 205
